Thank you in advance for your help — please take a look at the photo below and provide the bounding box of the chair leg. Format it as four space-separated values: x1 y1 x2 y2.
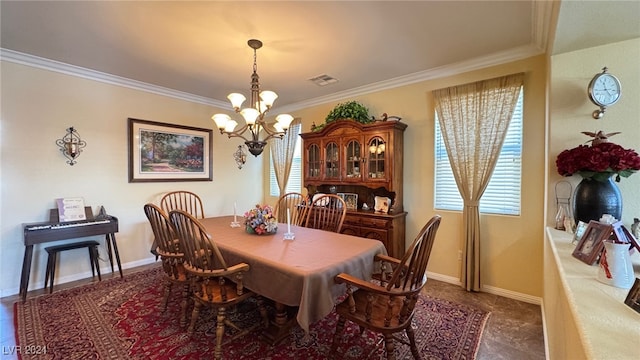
188 301 202 335
89 246 102 281
93 246 102 281
48 252 57 294
88 247 96 278
179 283 189 327
161 280 172 311
331 316 347 355
384 333 396 360
406 325 421 360
44 251 52 291
214 307 226 360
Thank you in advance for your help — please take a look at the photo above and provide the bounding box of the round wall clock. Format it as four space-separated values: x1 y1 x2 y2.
588 67 621 119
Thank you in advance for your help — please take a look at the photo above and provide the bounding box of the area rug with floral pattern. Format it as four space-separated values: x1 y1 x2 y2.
14 266 489 359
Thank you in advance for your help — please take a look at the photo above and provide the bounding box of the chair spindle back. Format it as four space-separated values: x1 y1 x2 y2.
274 192 308 226
384 215 441 292
305 194 346 233
161 190 205 219
169 209 228 272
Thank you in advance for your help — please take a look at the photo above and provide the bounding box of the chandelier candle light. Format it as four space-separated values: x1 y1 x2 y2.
212 39 294 156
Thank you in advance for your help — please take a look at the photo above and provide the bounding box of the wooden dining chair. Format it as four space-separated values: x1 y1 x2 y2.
161 190 205 219
143 203 190 327
304 194 346 233
331 215 442 360
169 209 268 360
274 192 309 226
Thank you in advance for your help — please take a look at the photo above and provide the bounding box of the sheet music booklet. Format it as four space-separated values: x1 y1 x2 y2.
56 197 87 222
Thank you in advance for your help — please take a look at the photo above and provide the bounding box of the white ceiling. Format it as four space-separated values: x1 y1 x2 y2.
1 1 639 112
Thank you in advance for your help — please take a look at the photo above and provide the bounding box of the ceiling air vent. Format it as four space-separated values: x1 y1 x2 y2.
309 74 339 86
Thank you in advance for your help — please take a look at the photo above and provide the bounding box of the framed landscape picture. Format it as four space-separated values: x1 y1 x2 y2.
128 118 213 182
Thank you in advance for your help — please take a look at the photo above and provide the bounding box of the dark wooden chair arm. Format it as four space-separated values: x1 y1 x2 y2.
186 262 250 278
335 272 416 297
374 253 401 265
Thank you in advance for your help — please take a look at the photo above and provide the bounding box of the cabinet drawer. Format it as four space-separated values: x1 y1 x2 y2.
360 217 391 228
343 214 361 226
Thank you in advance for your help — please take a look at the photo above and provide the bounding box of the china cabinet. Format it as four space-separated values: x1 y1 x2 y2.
300 119 407 257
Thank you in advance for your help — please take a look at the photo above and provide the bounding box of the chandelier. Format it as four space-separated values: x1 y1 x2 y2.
212 39 294 156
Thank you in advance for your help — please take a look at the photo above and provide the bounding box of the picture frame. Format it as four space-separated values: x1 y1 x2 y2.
128 118 213 182
337 193 358 210
572 221 589 244
611 221 640 253
572 220 611 265
624 278 640 314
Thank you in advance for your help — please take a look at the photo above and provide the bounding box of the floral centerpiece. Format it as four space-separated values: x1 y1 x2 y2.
244 204 278 235
556 131 640 182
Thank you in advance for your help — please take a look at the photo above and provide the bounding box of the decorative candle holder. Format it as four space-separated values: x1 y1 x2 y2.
230 202 241 227
283 208 295 240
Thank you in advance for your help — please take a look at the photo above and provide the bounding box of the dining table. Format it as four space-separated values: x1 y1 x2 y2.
198 215 387 344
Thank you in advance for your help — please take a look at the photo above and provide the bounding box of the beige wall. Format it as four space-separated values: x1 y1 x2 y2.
0 61 264 296
544 37 640 359
266 55 548 300
548 38 640 227
2 54 549 300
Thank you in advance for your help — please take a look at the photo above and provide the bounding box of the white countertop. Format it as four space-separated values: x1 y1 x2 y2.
546 227 640 359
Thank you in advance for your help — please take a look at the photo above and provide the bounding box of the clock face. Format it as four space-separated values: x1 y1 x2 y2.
588 73 621 107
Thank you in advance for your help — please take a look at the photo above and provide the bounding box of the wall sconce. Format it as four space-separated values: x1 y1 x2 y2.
56 126 86 166
234 145 247 169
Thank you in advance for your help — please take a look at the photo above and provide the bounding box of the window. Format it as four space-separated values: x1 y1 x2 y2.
434 89 523 215
269 129 302 196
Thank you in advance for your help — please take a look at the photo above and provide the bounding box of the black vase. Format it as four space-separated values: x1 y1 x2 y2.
572 177 622 224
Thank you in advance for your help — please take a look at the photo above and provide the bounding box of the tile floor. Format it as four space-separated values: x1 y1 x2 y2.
0 264 545 359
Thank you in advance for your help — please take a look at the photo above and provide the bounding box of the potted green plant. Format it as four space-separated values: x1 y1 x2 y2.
325 101 373 124
312 101 373 132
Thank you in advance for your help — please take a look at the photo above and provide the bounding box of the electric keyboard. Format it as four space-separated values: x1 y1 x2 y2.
23 216 118 246
25 219 111 231
20 207 122 301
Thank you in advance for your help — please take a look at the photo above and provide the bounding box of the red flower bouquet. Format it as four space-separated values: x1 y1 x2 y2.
556 139 640 182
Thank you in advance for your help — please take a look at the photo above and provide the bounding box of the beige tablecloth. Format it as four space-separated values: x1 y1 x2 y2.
199 216 387 333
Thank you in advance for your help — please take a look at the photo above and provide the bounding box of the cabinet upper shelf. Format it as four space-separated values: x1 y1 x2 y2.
300 119 407 212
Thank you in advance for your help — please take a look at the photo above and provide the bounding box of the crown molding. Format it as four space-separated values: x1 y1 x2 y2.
3 35 546 116
0 48 229 109
531 0 559 54
277 43 544 114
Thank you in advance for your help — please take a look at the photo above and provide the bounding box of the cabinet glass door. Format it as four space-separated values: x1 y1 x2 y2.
325 142 340 179
345 139 362 180
367 137 386 180
307 143 321 178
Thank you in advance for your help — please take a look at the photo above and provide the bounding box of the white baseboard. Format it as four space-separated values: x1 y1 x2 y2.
426 271 462 285
426 271 542 305
1 256 158 298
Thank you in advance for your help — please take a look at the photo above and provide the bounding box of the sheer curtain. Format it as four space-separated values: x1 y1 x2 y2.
433 73 523 291
270 119 302 195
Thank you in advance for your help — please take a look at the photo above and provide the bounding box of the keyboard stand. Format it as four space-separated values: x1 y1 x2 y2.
20 207 121 302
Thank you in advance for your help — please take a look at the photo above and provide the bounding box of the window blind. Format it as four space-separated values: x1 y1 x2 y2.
434 89 523 215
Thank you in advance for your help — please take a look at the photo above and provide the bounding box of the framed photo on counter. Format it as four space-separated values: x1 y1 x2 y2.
572 220 611 265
